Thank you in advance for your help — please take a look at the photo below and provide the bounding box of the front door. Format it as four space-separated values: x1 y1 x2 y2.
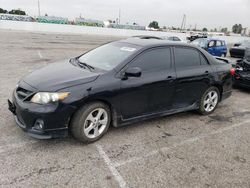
207 40 216 56
119 47 176 120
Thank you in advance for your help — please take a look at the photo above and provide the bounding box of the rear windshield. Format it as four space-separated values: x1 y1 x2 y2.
78 42 141 70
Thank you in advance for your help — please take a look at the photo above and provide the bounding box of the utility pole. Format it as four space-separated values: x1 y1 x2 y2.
38 0 41 17
118 9 121 24
180 14 186 31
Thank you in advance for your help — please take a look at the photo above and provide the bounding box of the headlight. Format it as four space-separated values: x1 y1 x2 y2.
30 92 70 104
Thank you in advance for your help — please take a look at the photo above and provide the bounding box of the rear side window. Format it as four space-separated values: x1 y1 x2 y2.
200 54 209 65
216 41 222 46
174 37 181 41
175 47 200 68
131 48 171 72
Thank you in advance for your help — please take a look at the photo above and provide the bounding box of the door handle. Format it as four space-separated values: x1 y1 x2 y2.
166 76 175 82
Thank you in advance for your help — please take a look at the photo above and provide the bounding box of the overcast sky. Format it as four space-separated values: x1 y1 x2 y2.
1 0 249 30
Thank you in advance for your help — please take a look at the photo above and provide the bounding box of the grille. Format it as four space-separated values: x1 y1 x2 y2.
16 87 33 100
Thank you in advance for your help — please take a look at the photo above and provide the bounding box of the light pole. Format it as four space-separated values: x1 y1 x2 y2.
38 0 41 17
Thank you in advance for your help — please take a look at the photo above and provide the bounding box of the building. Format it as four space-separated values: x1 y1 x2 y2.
37 16 68 24
0 13 34 22
75 18 104 27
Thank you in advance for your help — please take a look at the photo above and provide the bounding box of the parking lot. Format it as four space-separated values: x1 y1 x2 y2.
0 30 250 188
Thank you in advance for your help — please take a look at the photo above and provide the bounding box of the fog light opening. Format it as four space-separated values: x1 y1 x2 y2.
33 119 44 130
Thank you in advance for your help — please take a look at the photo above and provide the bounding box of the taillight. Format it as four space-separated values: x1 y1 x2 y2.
230 68 236 76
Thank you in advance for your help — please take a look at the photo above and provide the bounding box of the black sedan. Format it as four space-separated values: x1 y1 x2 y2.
230 40 250 58
8 37 233 143
233 48 250 88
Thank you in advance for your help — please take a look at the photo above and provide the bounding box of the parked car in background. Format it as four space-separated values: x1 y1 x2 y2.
8 37 233 143
191 38 227 57
162 36 183 42
187 33 208 42
230 40 250 58
233 48 250 88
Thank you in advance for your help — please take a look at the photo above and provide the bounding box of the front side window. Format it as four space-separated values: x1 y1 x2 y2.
175 47 200 68
78 42 141 71
208 41 215 47
130 48 171 72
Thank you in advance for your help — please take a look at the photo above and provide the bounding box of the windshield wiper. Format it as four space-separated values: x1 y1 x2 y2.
78 61 95 71
72 57 95 71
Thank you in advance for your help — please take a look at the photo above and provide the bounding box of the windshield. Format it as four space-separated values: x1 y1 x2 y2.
78 42 140 71
191 39 207 48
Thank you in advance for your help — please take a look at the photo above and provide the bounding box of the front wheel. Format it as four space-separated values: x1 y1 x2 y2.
198 87 220 115
70 102 111 143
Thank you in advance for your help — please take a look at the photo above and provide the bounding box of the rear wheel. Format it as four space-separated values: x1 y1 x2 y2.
71 102 111 143
198 87 220 115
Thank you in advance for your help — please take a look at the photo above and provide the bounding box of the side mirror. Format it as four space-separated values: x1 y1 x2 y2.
124 67 141 78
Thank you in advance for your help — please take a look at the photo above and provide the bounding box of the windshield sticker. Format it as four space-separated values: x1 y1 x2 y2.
120 47 137 52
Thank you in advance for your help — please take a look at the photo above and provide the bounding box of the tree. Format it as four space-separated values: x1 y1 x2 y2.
232 24 243 34
163 26 167 29
148 21 159 29
8 9 26 15
202 28 208 32
221 27 228 33
0 8 8 13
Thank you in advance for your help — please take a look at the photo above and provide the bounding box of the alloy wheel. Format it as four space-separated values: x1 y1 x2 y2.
203 91 219 112
83 108 108 139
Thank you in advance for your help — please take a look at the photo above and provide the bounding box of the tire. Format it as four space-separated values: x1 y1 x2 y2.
70 102 111 143
198 87 220 115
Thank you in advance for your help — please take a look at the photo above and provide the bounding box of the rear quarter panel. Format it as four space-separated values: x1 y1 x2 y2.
212 62 232 94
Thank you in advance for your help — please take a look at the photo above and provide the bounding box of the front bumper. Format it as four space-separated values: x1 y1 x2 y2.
8 91 76 139
233 78 250 89
230 48 245 58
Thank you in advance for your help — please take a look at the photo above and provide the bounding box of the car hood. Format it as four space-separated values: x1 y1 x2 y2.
22 59 100 91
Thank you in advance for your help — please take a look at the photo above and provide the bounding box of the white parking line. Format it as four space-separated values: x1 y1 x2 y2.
96 144 127 188
38 50 43 59
114 119 250 168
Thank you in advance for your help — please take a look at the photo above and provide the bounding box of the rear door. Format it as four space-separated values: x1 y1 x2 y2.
215 40 223 56
173 47 213 108
119 47 176 119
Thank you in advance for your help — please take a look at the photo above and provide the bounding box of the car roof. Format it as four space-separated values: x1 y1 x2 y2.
117 37 190 48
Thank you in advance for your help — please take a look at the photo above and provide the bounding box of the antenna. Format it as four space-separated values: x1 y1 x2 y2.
38 0 41 16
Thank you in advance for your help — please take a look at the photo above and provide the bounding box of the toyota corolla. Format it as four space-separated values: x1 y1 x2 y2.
8 37 233 143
